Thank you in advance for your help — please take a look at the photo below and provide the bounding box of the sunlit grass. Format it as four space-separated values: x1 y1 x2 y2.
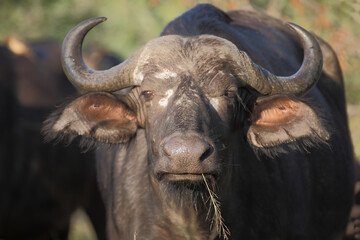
68 209 97 240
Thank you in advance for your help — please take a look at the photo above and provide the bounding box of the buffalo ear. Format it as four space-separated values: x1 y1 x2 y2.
43 92 138 144
246 95 330 148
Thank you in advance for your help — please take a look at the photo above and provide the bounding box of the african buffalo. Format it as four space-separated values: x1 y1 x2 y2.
0 37 120 239
44 4 355 240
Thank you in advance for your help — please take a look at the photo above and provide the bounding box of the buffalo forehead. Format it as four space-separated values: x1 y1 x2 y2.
137 35 240 87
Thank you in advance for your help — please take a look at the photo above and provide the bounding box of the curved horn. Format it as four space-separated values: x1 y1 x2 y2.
238 23 323 97
62 17 143 92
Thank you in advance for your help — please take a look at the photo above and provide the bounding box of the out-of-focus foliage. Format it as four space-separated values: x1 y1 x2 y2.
68 209 97 240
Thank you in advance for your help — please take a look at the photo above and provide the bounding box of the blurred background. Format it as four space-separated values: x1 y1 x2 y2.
0 0 359 239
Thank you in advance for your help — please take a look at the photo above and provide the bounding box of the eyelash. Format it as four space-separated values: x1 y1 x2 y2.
224 90 236 98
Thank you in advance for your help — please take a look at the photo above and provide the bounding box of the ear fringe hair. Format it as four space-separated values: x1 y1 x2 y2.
41 99 123 153
250 130 332 160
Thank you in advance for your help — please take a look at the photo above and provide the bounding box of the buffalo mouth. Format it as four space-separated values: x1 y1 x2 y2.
159 173 217 182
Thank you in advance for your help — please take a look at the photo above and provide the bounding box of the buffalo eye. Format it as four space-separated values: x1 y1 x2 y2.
224 90 236 98
141 90 154 101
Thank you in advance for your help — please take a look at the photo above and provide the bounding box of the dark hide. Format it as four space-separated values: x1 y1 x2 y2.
345 161 360 240
44 4 355 240
0 39 120 239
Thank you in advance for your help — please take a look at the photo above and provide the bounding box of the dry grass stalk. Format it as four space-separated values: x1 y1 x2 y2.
202 174 230 240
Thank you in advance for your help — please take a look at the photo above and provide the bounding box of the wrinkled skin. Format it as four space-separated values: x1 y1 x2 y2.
0 39 120 239
45 4 355 240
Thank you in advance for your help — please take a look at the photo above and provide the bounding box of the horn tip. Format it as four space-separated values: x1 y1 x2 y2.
98 16 107 22
83 16 107 26
92 16 107 23
284 22 307 34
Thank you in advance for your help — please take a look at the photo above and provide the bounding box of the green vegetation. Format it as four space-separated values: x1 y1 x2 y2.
68 209 97 240
348 105 360 160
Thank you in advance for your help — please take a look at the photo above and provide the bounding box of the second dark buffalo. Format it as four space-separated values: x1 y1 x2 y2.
0 37 120 239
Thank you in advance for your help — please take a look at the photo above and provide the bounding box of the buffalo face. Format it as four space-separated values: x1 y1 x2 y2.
134 36 244 184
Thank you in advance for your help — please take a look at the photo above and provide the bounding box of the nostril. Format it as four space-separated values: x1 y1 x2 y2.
200 144 214 162
163 143 171 157
162 136 214 162
162 139 179 157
